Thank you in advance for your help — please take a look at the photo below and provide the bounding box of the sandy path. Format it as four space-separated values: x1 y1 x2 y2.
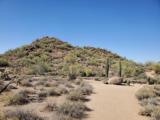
86 81 148 120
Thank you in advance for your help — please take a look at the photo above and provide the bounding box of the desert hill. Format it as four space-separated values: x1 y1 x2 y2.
0 36 144 79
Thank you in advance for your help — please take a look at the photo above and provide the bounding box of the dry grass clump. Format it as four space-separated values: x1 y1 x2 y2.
135 86 156 100
67 89 86 101
57 101 87 119
56 114 73 120
44 101 58 112
8 90 29 105
20 79 33 87
140 98 160 107
77 82 93 95
57 85 69 94
38 91 48 98
0 112 5 120
151 108 160 120
139 104 156 116
36 81 45 86
0 80 4 90
48 88 61 96
136 85 160 120
0 80 4 85
5 109 44 120
74 78 83 85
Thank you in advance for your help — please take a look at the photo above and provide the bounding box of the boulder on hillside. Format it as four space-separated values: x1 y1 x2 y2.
108 77 123 85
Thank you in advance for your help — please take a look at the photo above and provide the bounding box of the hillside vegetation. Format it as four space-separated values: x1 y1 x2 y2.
0 36 144 79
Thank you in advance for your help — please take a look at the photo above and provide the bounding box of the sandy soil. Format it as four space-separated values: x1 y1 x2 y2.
86 80 149 120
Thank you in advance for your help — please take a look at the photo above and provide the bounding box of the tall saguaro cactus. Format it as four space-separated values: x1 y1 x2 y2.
119 61 122 77
105 58 110 78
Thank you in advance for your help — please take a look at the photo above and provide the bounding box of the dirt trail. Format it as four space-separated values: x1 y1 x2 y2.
86 81 148 120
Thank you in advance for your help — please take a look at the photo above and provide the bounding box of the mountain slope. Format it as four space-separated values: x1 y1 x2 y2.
0 36 143 77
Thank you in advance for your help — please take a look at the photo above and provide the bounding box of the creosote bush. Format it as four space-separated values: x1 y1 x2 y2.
57 101 87 119
136 85 160 120
48 88 61 96
67 89 86 101
152 108 160 120
135 86 156 100
77 82 93 95
5 109 44 120
44 101 58 112
0 58 9 67
28 62 50 75
139 104 155 116
8 90 29 105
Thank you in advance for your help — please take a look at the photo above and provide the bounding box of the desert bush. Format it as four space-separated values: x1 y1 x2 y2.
64 54 76 64
20 79 32 87
88 58 98 66
151 108 160 120
0 80 4 90
56 114 73 120
48 88 61 96
80 67 95 77
0 112 5 120
44 101 58 112
57 101 87 119
113 61 144 77
77 82 93 95
95 77 100 81
29 62 50 75
154 85 160 96
136 86 156 100
36 81 46 86
57 85 69 94
67 89 86 101
5 109 44 120
139 104 155 116
38 91 48 98
68 65 80 80
0 58 9 67
74 78 83 85
0 80 4 85
8 91 29 105
152 63 160 74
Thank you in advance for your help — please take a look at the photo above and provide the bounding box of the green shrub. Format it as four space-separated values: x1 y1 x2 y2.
68 65 80 80
0 59 9 67
153 64 160 74
80 67 95 77
29 62 50 75
64 54 76 64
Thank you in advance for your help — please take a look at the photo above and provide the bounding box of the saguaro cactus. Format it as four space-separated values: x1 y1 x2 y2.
119 61 122 77
105 58 110 78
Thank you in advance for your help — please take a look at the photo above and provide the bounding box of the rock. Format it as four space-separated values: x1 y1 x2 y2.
108 77 123 85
